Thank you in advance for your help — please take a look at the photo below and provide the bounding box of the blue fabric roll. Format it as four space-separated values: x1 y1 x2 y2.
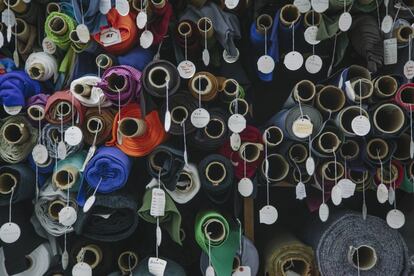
117 47 155 72
70 0 109 34
0 71 41 107
250 22 272 82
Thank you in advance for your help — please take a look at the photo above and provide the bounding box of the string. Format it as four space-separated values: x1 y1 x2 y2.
359 79 363 116
265 130 270 205
184 34 188 61
377 149 384 185
8 186 14 222
291 23 295 51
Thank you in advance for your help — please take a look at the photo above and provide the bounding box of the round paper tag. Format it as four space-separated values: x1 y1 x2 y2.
259 205 278 225
338 12 352 32
72 262 92 276
59 206 77 226
206 266 215 276
386 209 405 229
140 30 154 49
294 0 311 13
223 48 239 64
42 37 56 54
3 105 22 115
306 157 315 175
115 0 130 16
238 178 254 197
228 114 246 133
76 24 90 43
99 0 111 14
257 55 275 74
376 183 388 204
225 0 239 9
305 55 323 74
191 108 210 128
311 0 329 13
351 115 370 136
177 60 196 79
292 117 313 138
404 60 414 79
65 126 83 146
331 185 342 206
381 15 393 33
2 9 16 27
202 49 210 66
32 144 49 165
284 51 304 71
0 222 20 243
83 195 96 213
319 203 329 222
337 178 356 198
230 133 241 151
304 26 320 45
136 11 148 29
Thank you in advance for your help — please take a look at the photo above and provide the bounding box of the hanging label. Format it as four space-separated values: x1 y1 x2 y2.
233 266 251 276
156 225 162 246
376 183 388 204
286 271 301 276
305 55 322 74
292 117 313 138
338 12 352 32
331 185 342 206
99 0 111 14
351 115 370 136
238 178 254 197
230 133 241 151
202 49 210 66
0 32 4 49
140 30 154 49
177 60 196 79
76 24 90 43
257 55 275 74
223 48 239 63
384 38 397 65
136 11 148 29
65 126 83 146
296 182 307 200
148 257 167 276
306 157 315 175
225 0 239 9
57 141 67 160
3 105 22 115
386 209 405 229
381 15 393 33
304 26 320 45
61 250 69 270
32 144 49 165
206 266 215 276
338 179 356 198
284 51 304 71
311 0 329 13
72 262 92 276
294 0 311 13
344 80 356 101
191 108 210 128
0 222 20 243
100 27 122 46
42 37 56 54
13 50 19 68
2 9 16 27
259 205 278 225
319 203 329 222
58 206 77 226
388 186 395 205
150 188 166 217
228 114 246 134
404 60 414 79
83 195 96 213
411 140 414 158
115 0 130 16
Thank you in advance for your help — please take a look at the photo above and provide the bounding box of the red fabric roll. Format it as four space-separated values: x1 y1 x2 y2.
44 90 85 125
395 83 414 111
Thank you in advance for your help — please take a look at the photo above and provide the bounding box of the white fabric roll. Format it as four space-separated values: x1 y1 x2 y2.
70 76 112 107
25 52 58 82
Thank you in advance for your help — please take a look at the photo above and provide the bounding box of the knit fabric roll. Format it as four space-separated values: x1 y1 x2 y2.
44 90 86 125
0 71 41 108
82 107 116 146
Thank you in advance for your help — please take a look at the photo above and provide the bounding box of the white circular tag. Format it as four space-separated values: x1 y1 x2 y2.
225 0 239 9
292 117 313 138
331 185 342 206
381 15 393 33
177 60 196 79
3 105 22 115
230 133 241 151
99 0 111 14
305 54 323 74
404 60 414 79
2 9 16 27
228 114 246 134
58 206 77 227
136 11 148 29
83 195 96 213
338 12 352 32
64 126 83 146
304 26 320 45
319 203 329 222
294 0 311 13
376 183 388 204
76 24 90 43
72 262 92 276
223 48 239 64
238 178 253 197
351 115 371 136
140 30 154 49
259 205 278 225
386 209 405 229
284 51 304 71
206 266 215 276
257 55 275 74
306 157 315 175
311 0 329 12
115 0 130 16
32 144 49 165
337 178 356 198
191 108 210 128
42 37 56 54
0 222 20 243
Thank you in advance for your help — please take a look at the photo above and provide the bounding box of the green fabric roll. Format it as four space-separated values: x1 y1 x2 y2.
400 165 414 193
53 151 86 192
138 188 182 245
45 12 76 50
194 211 239 276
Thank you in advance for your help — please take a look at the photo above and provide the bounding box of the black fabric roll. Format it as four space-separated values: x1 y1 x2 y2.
142 60 181 98
0 163 35 206
134 257 187 275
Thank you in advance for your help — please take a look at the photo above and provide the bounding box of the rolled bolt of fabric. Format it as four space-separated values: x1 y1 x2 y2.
346 78 374 103
11 18 37 60
373 75 399 99
219 125 263 180
362 138 396 165
92 8 138 55
315 159 344 191
269 104 323 142
69 29 93 53
45 12 76 51
219 78 246 103
393 21 414 45
262 126 284 149
175 20 201 60
0 71 41 109
303 10 321 27
135 257 186 275
283 80 316 108
75 193 139 242
188 108 229 152
97 65 142 107
347 168 371 192
145 0 173 46
195 211 239 276
371 102 406 136
96 53 118 71
197 16 215 39
106 103 166 157
52 151 86 191
4 0 27 13
328 65 371 91
34 179 78 236
394 132 411 161
82 107 116 146
335 105 370 137
142 60 181 98
25 52 58 82
0 163 35 205
131 0 152 16
84 146 132 194
44 90 85 125
374 160 404 188
76 244 103 270
229 97 249 117
315 85 346 115
196 16 221 67
300 211 409 275
28 154 54 188
188 71 222 102
71 0 108 34
138 187 182 245
40 123 83 159
264 229 318 276
117 47 155 72
70 76 111 107
162 92 198 135
339 139 360 161
402 160 414 192
146 143 185 191
0 115 37 164
395 83 414 111
286 142 308 165
46 2 60 14
257 153 290 186
289 166 313 184
117 251 139 275
311 123 344 158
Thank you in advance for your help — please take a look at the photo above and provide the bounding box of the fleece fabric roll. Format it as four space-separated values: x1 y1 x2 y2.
0 71 41 109
134 257 187 275
26 93 49 121
0 163 35 206
70 76 111 107
301 211 409 276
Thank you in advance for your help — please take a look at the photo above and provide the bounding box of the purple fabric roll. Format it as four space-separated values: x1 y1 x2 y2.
97 65 142 106
0 71 41 107
27 93 49 108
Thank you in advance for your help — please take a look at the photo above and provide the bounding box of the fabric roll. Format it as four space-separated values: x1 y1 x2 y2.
327 65 371 92
70 76 111 107
198 154 234 204
301 211 409 275
283 80 316 108
25 52 58 82
334 105 370 137
98 65 142 106
256 153 290 186
12 18 37 61
395 83 414 111
373 75 399 99
117 47 155 71
195 211 239 276
138 187 182 245
0 115 37 164
45 12 76 51
219 125 263 180
84 146 132 194
44 90 85 125
71 0 108 34
82 107 116 146
52 151 86 191
362 138 396 165
146 143 185 191
0 71 41 109
134 257 187 275
373 159 404 189
142 60 181 98
162 92 198 135
27 94 49 121
145 0 173 46
188 71 223 102
370 102 406 137
175 20 201 60
75 193 139 242
0 163 35 205
106 103 166 157
311 122 344 158
347 167 372 192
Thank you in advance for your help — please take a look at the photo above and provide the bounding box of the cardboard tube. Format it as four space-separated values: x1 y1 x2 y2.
86 117 103 134
377 163 399 184
239 142 263 162
347 65 371 80
2 122 29 145
398 85 414 105
203 218 226 243
337 106 369 136
374 76 398 98
148 66 169 89
151 0 165 9
46 2 60 14
4 0 27 13
321 161 344 181
229 98 249 116
197 17 214 39
96 54 113 70
317 131 340 153
53 167 79 190
279 4 300 27
73 83 92 98
373 103 405 134
256 14 273 35
27 105 45 121
281 259 308 275
349 170 369 186
48 200 65 221
77 245 103 269
402 0 414 7
222 79 239 98
263 154 289 182
48 15 68 36
408 161 414 179
292 167 312 184
204 119 225 139
340 140 360 160
150 151 171 172
0 173 17 194
118 251 138 274
119 118 147 137
263 126 283 147
27 63 46 80
107 73 127 92
176 171 193 193
316 85 346 113
352 78 373 102
178 21 192 37
394 133 411 161
293 80 316 104
394 25 414 43
12 18 29 42
232 256 241 272
171 106 188 124
205 161 226 185
348 245 377 271
288 143 308 163
191 74 213 96
56 101 72 117
69 29 81 43
367 138 388 160
304 10 321 27
132 0 150 12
